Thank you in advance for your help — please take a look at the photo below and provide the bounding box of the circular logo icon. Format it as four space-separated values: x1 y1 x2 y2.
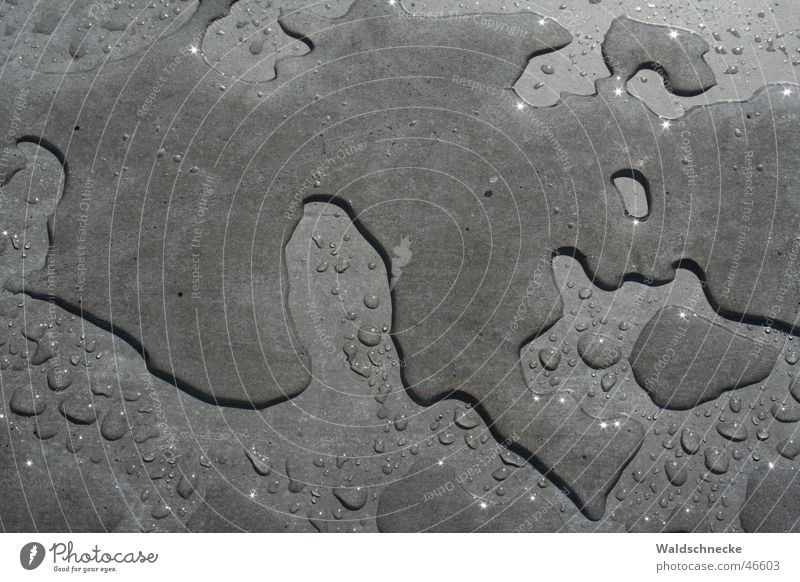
20 542 45 570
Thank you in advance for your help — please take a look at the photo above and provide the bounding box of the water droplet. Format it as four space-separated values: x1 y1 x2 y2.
357 326 382 347
100 412 130 441
177 473 198 499
245 448 272 476
59 395 97 425
438 432 455 445
681 429 701 455
601 373 617 391
538 348 561 371
771 403 800 422
286 459 305 493
704 447 729 474
716 420 748 442
333 487 368 510
577 333 621 369
453 407 481 429
47 366 73 391
9 385 46 416
777 438 800 459
492 467 510 481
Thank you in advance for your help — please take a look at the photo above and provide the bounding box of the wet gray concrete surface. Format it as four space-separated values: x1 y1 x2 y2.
1 0 800 532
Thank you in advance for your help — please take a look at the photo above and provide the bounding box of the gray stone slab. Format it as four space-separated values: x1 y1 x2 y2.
1 0 799 533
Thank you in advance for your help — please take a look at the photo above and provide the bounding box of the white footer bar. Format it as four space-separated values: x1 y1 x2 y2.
1 533 795 581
